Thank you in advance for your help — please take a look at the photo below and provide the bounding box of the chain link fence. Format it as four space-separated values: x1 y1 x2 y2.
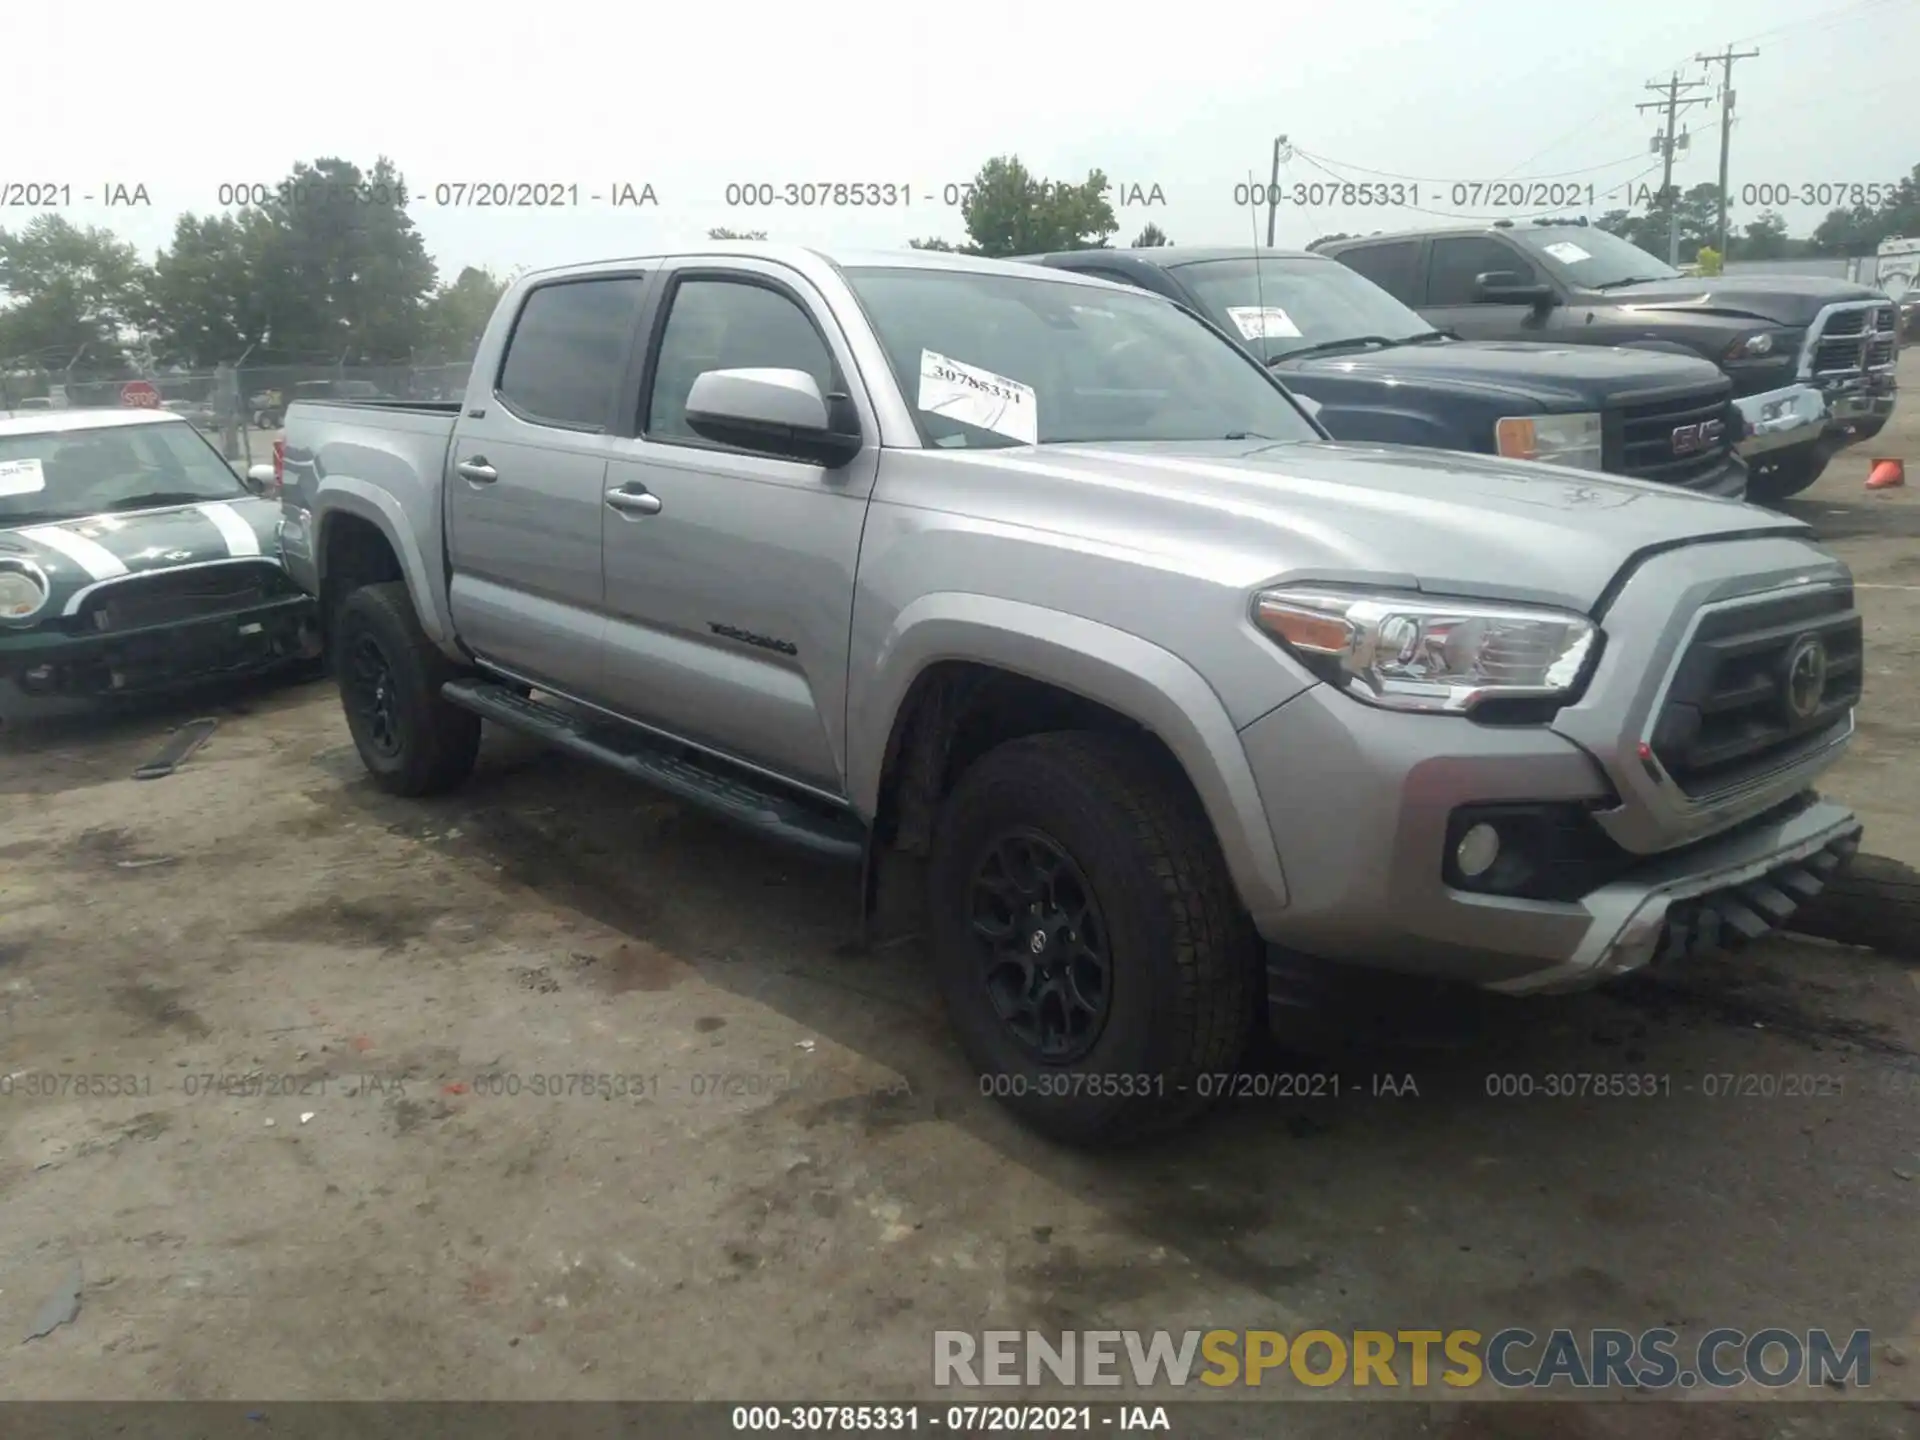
2 357 476 464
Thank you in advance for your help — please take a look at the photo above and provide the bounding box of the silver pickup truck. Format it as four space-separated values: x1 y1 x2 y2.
278 243 1865 1146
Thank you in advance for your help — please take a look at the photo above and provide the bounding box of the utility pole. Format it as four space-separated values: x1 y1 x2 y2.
1636 73 1711 265
1265 135 1291 248
1697 45 1760 260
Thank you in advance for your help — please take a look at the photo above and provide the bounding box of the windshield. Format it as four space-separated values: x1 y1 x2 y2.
0 419 247 526
1170 256 1434 361
841 266 1320 448
1510 227 1681 287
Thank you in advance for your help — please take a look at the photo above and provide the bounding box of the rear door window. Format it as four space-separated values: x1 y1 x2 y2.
496 277 650 429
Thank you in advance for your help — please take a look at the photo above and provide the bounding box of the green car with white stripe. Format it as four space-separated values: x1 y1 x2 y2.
0 408 320 715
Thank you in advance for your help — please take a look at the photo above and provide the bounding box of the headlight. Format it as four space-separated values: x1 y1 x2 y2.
0 564 49 621
1723 328 1801 363
1252 588 1598 713
1494 412 1603 470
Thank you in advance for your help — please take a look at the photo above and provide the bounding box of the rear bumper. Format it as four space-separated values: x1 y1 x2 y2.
0 593 320 706
1733 382 1827 460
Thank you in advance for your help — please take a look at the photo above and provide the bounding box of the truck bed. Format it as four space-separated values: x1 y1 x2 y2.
300 399 465 416
278 399 462 649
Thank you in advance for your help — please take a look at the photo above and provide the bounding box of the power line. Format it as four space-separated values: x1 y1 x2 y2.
1489 0 1900 184
1288 149 1666 226
1288 145 1650 184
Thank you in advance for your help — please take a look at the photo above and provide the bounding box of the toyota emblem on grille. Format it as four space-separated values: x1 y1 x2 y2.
1671 419 1724 456
1783 634 1829 721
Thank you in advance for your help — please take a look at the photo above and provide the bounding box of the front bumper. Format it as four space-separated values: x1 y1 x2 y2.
1485 799 1860 994
1732 382 1827 460
1239 534 1862 996
0 592 320 706
1820 370 1897 432
1240 681 1863 997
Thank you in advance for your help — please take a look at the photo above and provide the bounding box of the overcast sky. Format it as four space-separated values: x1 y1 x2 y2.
9 0 1915 279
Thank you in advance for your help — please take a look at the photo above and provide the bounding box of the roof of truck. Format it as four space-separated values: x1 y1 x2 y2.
513 241 1136 287
0 407 185 437
1313 221 1596 251
1025 246 1323 267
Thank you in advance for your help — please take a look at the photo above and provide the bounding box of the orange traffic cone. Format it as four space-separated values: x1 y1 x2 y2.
1865 457 1905 490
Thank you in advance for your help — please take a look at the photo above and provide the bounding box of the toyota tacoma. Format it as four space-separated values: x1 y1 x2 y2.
277 244 1866 1146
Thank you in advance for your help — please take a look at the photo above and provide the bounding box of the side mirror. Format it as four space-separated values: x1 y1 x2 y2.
244 463 275 495
1291 392 1324 421
1474 271 1557 306
684 368 862 467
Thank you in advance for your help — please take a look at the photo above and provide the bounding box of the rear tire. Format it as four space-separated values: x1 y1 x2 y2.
334 581 480 796
1746 447 1829 504
926 731 1261 1147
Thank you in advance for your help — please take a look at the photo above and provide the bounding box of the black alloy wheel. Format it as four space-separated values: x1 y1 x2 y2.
344 632 403 760
967 827 1114 1063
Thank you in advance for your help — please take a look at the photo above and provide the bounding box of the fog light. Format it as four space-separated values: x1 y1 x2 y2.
1456 822 1501 878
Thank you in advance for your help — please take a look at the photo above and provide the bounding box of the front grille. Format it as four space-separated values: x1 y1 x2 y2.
1808 303 1898 378
1649 586 1862 798
68 562 292 635
1611 389 1736 488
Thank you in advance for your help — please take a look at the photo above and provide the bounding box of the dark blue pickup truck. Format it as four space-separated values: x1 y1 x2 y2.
1021 246 1831 503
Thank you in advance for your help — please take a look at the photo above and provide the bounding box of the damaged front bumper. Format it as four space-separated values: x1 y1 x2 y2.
0 592 320 711
1485 796 1863 995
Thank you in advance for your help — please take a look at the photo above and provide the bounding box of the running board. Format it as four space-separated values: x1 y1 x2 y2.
441 679 865 863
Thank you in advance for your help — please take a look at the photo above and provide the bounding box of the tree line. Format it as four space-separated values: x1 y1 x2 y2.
0 157 510 378
7 152 1913 382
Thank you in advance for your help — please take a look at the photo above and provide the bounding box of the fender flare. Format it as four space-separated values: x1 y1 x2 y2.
850 593 1292 927
312 477 460 656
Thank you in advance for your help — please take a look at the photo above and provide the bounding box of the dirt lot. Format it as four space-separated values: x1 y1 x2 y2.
2 365 1918 1435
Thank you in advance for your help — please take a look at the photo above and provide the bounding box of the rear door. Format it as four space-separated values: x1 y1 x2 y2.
445 271 651 695
1421 234 1553 340
595 259 881 794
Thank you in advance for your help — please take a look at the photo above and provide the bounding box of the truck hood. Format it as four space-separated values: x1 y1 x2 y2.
942 440 1806 613
1581 274 1886 326
0 495 282 614
1274 338 1724 408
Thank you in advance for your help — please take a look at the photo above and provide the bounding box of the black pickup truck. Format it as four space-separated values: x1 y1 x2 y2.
1314 221 1897 502
1024 246 1782 499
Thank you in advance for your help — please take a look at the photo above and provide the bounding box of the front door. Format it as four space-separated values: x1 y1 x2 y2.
444 272 650 695
597 262 880 795
1421 234 1556 341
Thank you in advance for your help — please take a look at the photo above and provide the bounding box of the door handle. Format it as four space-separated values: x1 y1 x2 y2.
606 486 663 516
456 457 498 484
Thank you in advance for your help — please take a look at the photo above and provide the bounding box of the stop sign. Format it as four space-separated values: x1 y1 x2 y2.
120 380 160 408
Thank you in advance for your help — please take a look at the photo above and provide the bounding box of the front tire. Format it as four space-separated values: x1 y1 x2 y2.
334 582 480 796
1746 446 1830 504
926 731 1261 1147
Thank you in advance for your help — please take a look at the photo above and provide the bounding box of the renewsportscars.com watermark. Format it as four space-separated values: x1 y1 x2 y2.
933 1328 1873 1391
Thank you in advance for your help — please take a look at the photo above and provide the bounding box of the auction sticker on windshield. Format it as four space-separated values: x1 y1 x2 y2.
1542 242 1592 264
0 458 47 497
918 350 1038 444
1227 306 1302 340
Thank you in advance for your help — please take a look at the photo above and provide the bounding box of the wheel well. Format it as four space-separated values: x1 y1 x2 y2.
872 661 1183 858
317 513 405 649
